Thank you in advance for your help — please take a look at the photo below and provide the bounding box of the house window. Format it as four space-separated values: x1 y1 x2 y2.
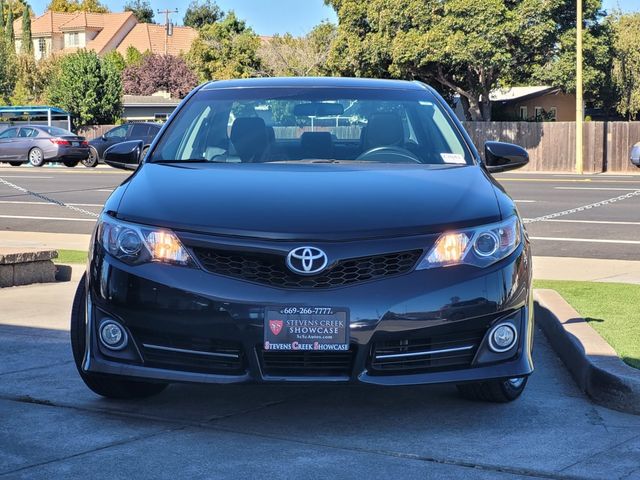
519 106 528 120
548 107 557 121
67 32 79 47
38 38 47 55
534 106 544 121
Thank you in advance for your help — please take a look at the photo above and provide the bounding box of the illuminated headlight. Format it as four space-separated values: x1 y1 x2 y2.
417 216 521 269
97 214 194 266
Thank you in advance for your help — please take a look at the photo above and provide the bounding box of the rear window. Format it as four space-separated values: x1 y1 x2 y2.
39 126 73 136
151 87 472 166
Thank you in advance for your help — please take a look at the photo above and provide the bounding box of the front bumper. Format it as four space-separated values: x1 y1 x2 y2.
83 241 534 386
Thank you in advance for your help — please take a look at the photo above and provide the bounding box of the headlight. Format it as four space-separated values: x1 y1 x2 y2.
97 214 194 267
416 216 521 270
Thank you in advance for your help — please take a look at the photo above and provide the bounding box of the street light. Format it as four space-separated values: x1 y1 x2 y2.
576 0 584 174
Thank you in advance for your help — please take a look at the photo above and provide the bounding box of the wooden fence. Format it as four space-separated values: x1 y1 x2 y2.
77 121 640 173
463 121 640 173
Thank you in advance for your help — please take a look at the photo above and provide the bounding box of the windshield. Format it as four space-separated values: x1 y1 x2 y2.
150 87 473 166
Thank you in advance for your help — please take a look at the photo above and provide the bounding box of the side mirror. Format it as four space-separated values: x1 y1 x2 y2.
104 140 143 171
484 141 529 173
631 143 640 167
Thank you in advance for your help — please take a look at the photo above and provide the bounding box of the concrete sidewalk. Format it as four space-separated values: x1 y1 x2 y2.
1 231 639 284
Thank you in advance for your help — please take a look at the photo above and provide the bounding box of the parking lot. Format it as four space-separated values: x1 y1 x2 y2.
1 164 640 479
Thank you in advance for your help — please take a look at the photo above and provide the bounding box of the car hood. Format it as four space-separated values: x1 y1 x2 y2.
116 163 502 240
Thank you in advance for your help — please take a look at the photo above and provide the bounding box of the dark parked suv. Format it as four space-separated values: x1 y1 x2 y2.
85 122 161 167
72 77 534 403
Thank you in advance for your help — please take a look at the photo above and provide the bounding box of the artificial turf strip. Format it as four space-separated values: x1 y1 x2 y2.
534 280 640 370
54 249 88 265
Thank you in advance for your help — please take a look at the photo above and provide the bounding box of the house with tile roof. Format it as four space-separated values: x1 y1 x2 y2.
116 23 198 57
13 11 197 60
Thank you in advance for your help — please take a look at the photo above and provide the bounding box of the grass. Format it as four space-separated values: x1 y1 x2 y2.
534 280 640 369
54 249 88 265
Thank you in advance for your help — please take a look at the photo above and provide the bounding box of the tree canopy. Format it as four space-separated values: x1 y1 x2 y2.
611 13 640 120
183 0 223 29
123 54 198 99
259 22 336 77
46 50 122 125
46 0 109 13
326 0 611 121
186 11 261 81
124 0 154 23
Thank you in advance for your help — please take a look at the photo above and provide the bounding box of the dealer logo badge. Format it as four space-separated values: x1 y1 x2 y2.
286 246 328 275
269 319 284 336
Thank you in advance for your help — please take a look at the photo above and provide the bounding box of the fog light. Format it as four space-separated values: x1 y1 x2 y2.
99 320 127 350
488 323 517 352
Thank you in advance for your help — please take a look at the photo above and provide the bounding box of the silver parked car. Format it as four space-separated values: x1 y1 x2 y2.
631 142 640 168
0 125 90 167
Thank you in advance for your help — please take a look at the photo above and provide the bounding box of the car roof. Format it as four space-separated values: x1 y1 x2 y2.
201 77 428 91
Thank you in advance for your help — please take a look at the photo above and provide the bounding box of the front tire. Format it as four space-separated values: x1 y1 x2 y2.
82 147 99 167
9 161 22 167
456 377 528 403
70 276 168 399
28 147 45 167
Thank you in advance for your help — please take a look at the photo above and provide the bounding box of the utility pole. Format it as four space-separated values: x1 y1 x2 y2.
158 8 178 55
575 0 584 174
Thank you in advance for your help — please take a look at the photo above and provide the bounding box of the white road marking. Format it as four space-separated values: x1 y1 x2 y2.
96 189 113 192
526 219 640 226
0 200 103 207
531 236 640 245
514 200 536 203
0 214 95 222
554 187 640 191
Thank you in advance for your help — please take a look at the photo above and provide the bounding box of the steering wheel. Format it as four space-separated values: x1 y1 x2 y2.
355 146 422 163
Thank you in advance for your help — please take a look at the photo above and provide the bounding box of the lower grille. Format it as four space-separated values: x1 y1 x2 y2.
192 247 422 289
370 329 485 374
133 330 245 375
260 348 355 377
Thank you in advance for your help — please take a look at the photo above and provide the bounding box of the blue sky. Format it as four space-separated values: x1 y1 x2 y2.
26 0 639 35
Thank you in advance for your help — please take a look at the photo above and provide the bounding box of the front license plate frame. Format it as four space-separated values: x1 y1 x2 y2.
264 306 349 352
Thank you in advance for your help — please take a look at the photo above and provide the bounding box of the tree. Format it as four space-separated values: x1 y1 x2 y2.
123 54 198 99
0 1 5 33
326 0 610 121
183 0 223 29
124 0 153 23
610 13 640 120
20 5 31 54
5 6 13 44
101 51 124 122
0 35 16 103
103 50 125 73
186 11 261 81
259 22 336 77
46 0 109 13
124 45 144 66
11 53 60 104
46 50 122 126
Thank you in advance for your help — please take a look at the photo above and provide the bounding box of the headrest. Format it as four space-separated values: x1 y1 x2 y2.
300 131 333 159
362 113 404 150
230 117 268 162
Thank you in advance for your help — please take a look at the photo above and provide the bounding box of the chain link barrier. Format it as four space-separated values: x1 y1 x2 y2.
0 176 100 218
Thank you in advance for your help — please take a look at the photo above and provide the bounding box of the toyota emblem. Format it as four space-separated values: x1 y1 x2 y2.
286 246 328 275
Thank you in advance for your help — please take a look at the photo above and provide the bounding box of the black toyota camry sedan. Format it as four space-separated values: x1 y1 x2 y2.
71 77 534 402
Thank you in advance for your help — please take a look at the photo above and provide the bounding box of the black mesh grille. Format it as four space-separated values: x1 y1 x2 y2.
192 248 422 289
369 329 485 375
133 329 245 375
260 347 356 377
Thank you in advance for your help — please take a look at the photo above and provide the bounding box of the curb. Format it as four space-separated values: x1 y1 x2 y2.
534 289 640 415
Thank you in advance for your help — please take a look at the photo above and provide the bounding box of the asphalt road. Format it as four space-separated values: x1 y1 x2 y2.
1 277 639 479
0 164 639 260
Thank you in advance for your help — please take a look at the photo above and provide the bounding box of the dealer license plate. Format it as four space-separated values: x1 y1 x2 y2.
264 306 349 352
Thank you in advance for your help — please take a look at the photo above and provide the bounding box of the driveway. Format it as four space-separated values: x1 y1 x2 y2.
1 277 639 479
